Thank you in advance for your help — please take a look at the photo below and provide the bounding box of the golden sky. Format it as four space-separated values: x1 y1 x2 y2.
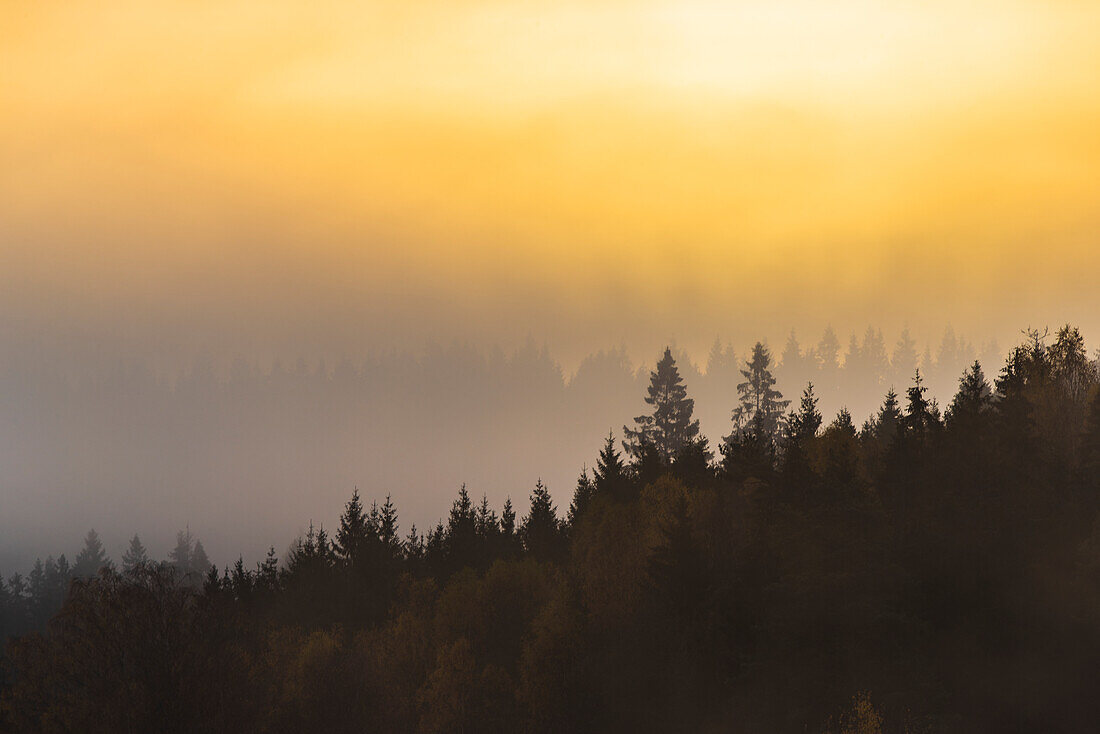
2 0 1099 363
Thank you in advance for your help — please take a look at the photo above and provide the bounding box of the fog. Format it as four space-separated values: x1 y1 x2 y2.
2 320 1075 574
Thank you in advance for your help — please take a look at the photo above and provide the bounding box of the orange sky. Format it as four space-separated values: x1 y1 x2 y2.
2 0 1099 365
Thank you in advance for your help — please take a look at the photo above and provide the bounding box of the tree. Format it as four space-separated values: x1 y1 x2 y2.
446 484 477 571
783 383 822 479
786 383 823 444
121 534 149 573
335 488 370 565
73 529 111 579
594 430 631 501
168 529 194 575
501 497 517 539
623 347 701 465
821 409 860 485
566 468 596 530
946 360 992 430
521 479 561 562
378 495 401 559
892 328 919 388
727 342 789 446
901 370 938 442
190 540 211 576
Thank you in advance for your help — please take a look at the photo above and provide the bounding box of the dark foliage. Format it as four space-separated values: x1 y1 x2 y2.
3 331 1100 733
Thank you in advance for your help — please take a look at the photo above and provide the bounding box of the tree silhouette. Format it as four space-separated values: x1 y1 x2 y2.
72 529 111 578
121 534 149 573
623 347 701 465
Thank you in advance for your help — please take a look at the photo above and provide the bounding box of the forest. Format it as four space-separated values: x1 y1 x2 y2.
2 324 1100 732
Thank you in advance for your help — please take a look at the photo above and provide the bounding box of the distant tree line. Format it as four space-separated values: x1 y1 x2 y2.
2 325 1100 732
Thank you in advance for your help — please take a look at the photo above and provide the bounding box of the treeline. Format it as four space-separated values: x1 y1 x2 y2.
0 530 211 640
0 326 1007 573
3 325 1100 732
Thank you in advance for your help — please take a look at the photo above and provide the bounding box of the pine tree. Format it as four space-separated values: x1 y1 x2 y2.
521 479 561 562
779 330 805 388
121 534 149 573
566 467 596 529
593 430 630 500
946 360 992 429
892 327 919 389
623 347 701 465
446 484 477 570
501 497 516 539
168 529 193 574
822 408 860 484
786 383 823 443
72 529 110 578
257 547 279 592
901 370 939 442
783 383 822 478
378 495 401 558
335 488 369 564
190 539 211 576
727 342 789 445
862 327 890 388
404 525 424 561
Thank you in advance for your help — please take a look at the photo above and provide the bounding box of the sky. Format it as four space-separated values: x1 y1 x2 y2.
2 0 1099 367
1 0 1099 565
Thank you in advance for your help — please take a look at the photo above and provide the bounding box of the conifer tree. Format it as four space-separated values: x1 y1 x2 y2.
446 484 477 569
378 495 401 558
121 534 149 573
566 467 596 529
521 479 561 562
946 360 992 429
168 529 193 574
335 488 369 564
623 347 701 465
501 497 516 539
786 383 823 444
892 327 919 388
727 342 789 445
901 370 939 442
783 383 822 477
593 430 630 500
190 540 211 576
72 529 111 578
822 408 860 484
404 525 424 561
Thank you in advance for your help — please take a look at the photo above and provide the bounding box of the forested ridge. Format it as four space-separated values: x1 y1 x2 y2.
3 325 1100 732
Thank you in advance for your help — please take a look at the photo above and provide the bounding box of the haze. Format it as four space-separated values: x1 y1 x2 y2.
1 0 1099 569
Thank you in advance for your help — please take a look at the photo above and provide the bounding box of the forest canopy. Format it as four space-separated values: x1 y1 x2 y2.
2 325 1100 732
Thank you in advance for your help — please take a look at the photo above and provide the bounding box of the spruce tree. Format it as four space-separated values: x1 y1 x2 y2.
121 534 149 573
566 467 596 529
901 370 939 442
783 383 822 478
501 497 516 539
168 529 193 574
335 488 369 564
946 360 992 429
521 479 561 562
446 484 477 570
593 430 630 500
378 495 401 558
786 383 823 444
72 529 110 578
727 342 789 446
623 347 701 465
